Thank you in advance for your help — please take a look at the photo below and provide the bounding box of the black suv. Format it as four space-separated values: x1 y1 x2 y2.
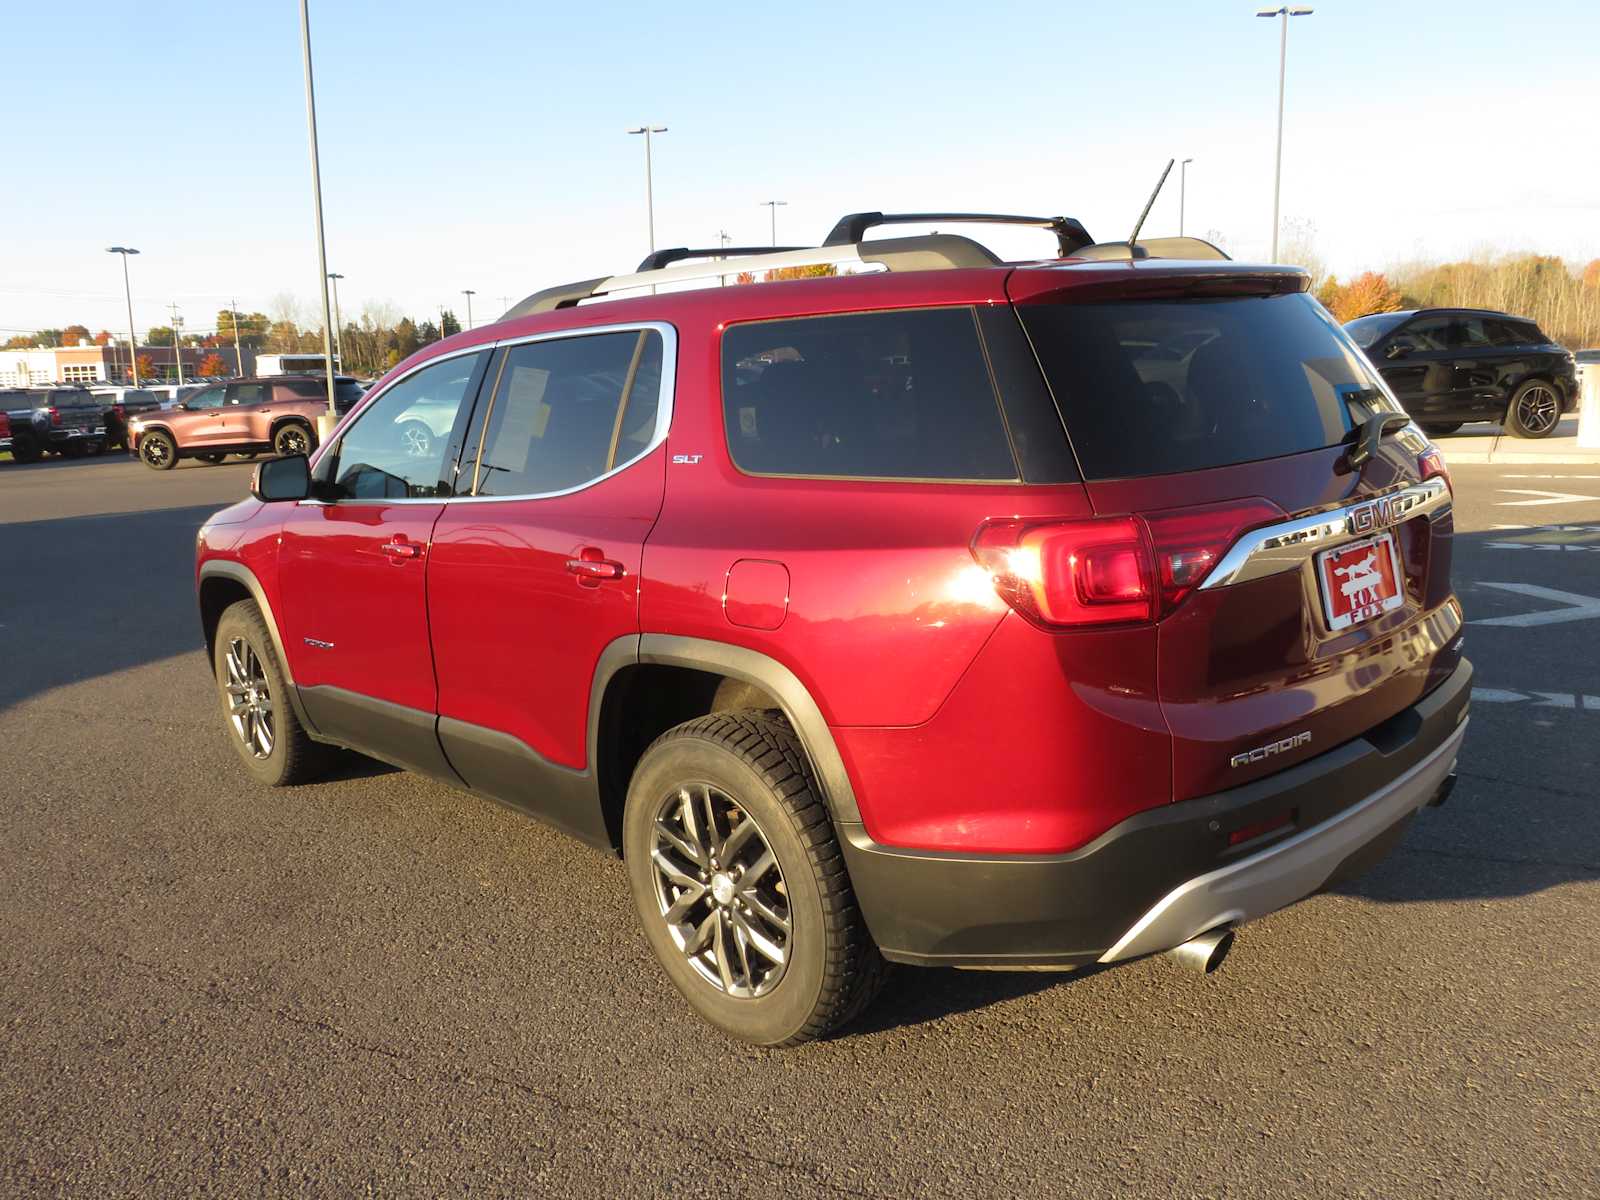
1345 308 1578 438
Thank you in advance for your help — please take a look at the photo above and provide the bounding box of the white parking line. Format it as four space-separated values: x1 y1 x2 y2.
1495 489 1599 507
1473 687 1600 711
1470 583 1600 627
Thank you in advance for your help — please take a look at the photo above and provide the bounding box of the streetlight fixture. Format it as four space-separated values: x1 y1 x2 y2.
1256 5 1314 262
327 272 345 370
1179 157 1194 236
106 246 140 385
626 125 668 253
462 289 475 330
759 200 787 247
298 0 339 429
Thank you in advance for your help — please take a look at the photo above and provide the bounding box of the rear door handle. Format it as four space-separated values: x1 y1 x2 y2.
381 538 422 560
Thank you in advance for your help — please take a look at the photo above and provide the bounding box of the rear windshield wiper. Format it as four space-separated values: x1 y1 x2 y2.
1345 411 1412 470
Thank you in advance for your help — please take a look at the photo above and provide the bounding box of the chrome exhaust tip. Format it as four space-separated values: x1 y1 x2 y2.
1167 928 1235 975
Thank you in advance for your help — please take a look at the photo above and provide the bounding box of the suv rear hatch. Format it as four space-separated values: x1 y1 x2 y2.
1009 265 1461 801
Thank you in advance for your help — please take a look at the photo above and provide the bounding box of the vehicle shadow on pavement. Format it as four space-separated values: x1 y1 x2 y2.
844 964 1088 1037
0 503 238 711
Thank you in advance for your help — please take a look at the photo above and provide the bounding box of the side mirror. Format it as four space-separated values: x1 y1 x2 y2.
251 453 311 502
1385 343 1412 360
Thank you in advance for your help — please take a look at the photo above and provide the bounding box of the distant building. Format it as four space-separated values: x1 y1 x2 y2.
0 343 251 386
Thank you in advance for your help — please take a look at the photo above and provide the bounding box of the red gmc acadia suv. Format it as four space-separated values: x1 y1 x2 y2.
194 213 1469 1045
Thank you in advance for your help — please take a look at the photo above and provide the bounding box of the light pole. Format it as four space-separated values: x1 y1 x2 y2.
759 200 787 246
298 0 339 428
229 298 244 378
167 301 184 382
626 125 667 252
462 289 475 330
106 246 140 385
327 272 344 370
1257 5 1313 262
1179 157 1194 236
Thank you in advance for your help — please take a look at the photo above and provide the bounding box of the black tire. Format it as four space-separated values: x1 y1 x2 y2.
140 430 178 470
273 422 313 457
1505 380 1562 438
60 441 87 459
11 438 41 464
623 711 887 1047
1420 421 1462 437
86 439 106 457
213 600 330 787
195 452 227 464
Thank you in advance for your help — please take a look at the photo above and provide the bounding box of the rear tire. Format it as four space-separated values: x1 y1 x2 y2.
1420 421 1462 437
11 438 40 464
273 422 313 457
1505 380 1561 438
140 430 177 470
622 710 887 1046
60 441 87 459
213 600 330 787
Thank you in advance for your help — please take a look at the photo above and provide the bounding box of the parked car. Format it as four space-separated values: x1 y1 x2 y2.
129 375 366 469
1574 349 1600 369
0 387 108 462
89 386 166 450
0 410 11 458
143 383 207 410
196 212 1468 1045
1345 307 1578 437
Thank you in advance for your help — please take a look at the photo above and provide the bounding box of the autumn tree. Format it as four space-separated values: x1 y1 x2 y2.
1584 259 1600 290
1320 272 1404 323
764 264 838 282
135 354 158 380
198 353 229 377
93 329 112 345
3 334 35 350
61 324 91 346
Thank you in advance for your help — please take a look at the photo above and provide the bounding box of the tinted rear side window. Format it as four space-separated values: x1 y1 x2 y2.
1022 293 1389 480
722 308 1017 481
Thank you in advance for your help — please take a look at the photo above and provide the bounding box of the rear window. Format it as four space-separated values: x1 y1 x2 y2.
1344 312 1408 348
722 308 1017 481
1022 293 1391 480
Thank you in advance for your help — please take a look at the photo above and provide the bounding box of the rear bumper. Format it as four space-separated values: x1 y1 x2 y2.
841 656 1472 969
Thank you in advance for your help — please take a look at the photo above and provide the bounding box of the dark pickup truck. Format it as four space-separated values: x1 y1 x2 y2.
0 387 108 462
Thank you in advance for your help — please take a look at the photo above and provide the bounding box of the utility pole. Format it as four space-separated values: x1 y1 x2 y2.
327 272 344 370
229 299 244 378
167 301 183 382
298 0 339 429
462 289 475 330
1256 6 1314 262
759 200 787 246
106 247 140 385
496 296 512 318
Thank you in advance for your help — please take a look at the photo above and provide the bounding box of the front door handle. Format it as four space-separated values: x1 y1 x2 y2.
566 548 625 585
381 538 422 560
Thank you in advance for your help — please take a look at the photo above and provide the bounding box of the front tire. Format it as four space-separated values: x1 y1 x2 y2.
623 711 887 1046
213 600 330 787
140 430 178 470
1506 380 1561 438
273 422 313 457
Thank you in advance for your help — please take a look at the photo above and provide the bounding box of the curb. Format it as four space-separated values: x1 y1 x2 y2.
1439 446 1600 465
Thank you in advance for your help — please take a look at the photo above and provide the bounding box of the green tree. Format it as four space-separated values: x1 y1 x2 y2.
34 329 64 347
146 325 176 347
394 318 419 359
439 310 461 337
215 310 270 348
417 320 440 345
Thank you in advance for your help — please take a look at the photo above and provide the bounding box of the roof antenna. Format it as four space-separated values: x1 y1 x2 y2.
1126 158 1175 259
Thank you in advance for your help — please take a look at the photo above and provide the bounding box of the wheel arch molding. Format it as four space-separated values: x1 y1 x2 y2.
197 559 321 737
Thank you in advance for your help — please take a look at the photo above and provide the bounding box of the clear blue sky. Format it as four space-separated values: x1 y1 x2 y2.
4 0 1597 339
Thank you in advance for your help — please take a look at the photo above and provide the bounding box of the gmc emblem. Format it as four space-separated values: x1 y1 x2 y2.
1346 496 1399 534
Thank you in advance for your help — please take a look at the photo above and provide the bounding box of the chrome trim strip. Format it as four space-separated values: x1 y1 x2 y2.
302 321 677 508
1099 717 1467 963
1199 477 1451 590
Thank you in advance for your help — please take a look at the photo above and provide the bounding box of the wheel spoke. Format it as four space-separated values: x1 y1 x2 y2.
730 917 755 985
741 848 777 889
662 883 706 926
699 785 723 860
732 909 786 966
712 911 737 991
738 887 790 936
651 846 701 892
684 908 718 955
720 815 759 863
677 789 707 863
655 816 704 866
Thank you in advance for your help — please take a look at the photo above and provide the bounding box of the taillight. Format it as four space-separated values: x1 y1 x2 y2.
973 517 1153 628
112 403 125 418
1142 498 1285 612
1418 446 1451 495
48 406 62 427
972 498 1284 630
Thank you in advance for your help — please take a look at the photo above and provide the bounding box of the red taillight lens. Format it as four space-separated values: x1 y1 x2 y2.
973 516 1154 628
974 498 1285 629
1418 446 1451 495
1142 498 1285 612
48 406 62 427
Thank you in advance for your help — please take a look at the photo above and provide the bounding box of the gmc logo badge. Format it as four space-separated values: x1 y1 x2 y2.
1346 496 1398 534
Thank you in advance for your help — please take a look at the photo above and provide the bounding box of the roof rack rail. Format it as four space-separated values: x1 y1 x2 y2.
503 234 1000 318
822 211 1094 257
637 246 807 272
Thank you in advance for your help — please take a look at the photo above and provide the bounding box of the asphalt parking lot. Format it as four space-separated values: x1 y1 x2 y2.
2 453 1597 1197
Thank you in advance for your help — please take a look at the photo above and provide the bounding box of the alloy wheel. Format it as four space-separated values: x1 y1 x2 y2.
1516 385 1558 434
277 427 309 456
400 424 432 458
224 637 274 759
141 437 171 468
649 783 791 998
